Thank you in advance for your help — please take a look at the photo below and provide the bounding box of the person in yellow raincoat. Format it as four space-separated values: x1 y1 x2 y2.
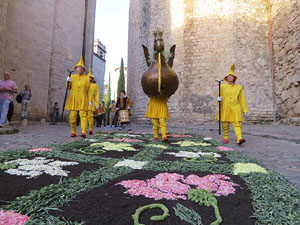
145 94 169 142
65 56 91 138
216 64 248 145
87 68 100 135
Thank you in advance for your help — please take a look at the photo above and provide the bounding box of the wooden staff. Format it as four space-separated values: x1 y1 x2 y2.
61 69 73 123
216 80 223 135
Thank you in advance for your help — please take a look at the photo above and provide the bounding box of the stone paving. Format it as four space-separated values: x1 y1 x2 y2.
0 121 299 190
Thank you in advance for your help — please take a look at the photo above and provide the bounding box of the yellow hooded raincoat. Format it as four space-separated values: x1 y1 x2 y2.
87 69 100 112
215 83 248 122
65 74 91 111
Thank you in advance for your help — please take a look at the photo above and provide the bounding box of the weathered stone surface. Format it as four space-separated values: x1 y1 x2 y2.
272 0 300 120
1 0 96 121
128 0 274 125
128 0 300 124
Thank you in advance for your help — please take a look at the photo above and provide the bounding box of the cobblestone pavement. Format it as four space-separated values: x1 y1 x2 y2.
0 122 299 190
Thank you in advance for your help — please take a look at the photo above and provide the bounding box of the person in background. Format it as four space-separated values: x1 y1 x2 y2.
96 101 106 127
53 102 59 123
87 69 100 134
116 90 133 130
109 100 117 127
216 64 248 145
20 84 32 120
0 71 18 127
7 101 14 122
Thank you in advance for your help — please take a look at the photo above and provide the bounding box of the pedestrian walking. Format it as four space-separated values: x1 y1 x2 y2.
109 100 117 127
20 85 32 120
53 102 60 123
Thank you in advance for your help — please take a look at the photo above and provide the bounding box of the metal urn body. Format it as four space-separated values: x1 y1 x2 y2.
141 56 179 97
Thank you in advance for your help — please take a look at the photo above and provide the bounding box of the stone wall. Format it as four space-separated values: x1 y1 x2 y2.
272 0 300 119
92 54 106 101
0 0 8 73
128 0 274 125
1 0 96 121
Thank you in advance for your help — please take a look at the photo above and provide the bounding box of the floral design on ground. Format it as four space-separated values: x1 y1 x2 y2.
167 134 193 138
27 148 53 152
106 138 144 143
116 173 239 200
217 146 233 152
147 144 168 149
90 142 137 151
86 139 98 142
114 159 148 170
203 137 212 141
172 140 212 147
79 142 138 155
114 133 141 138
0 210 30 225
172 141 211 147
233 163 268 175
4 157 79 179
165 151 221 159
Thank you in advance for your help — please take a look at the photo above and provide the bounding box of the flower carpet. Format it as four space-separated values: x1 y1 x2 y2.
0 131 299 225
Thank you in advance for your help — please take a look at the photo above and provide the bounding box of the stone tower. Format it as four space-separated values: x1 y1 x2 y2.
128 0 300 125
0 0 96 120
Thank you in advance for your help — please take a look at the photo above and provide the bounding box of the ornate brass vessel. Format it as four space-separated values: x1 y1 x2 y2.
141 29 179 97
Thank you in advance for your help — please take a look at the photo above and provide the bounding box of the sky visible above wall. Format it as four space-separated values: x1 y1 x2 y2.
94 0 129 84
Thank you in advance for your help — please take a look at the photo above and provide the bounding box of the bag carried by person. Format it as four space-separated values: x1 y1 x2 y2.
16 94 22 103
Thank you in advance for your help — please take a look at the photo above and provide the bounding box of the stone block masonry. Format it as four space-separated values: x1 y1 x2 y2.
128 0 275 125
1 0 96 121
272 0 300 119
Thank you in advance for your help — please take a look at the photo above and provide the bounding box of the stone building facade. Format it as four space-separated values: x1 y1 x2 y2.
93 39 106 102
272 0 300 120
127 0 300 125
0 0 96 121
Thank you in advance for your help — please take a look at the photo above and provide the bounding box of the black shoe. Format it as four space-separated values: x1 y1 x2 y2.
81 133 86 138
238 139 245 145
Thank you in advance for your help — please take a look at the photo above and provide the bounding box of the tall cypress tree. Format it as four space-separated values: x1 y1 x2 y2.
105 72 111 122
117 58 125 98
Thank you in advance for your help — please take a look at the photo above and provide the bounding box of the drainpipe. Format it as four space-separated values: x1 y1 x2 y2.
268 0 276 122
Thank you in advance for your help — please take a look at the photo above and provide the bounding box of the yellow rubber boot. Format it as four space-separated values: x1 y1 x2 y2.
69 111 78 135
232 122 243 143
159 118 167 141
79 110 88 134
222 122 229 143
87 111 94 133
152 119 160 139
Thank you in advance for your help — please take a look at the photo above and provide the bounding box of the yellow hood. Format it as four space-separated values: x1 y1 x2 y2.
87 68 94 81
74 56 86 72
224 64 237 83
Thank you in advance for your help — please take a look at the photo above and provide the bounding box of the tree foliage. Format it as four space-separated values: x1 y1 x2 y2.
117 58 125 99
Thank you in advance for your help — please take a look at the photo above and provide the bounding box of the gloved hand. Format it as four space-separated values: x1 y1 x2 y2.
217 96 222 102
66 76 71 82
89 102 92 106
96 106 99 109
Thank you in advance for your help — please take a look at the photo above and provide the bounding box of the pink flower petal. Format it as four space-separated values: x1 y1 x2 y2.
116 173 240 200
27 148 53 152
0 210 30 225
217 146 234 151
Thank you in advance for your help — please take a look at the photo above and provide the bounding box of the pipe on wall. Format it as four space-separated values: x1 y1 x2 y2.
268 0 276 122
